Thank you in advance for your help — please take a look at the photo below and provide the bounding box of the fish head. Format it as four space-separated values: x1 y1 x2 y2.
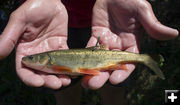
22 53 50 70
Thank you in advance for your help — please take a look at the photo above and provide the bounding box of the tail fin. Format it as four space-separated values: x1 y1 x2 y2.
140 54 165 79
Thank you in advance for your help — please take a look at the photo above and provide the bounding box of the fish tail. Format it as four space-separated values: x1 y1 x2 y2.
139 54 165 79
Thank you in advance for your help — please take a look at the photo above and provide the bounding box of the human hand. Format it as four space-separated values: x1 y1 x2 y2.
82 0 179 89
0 0 71 89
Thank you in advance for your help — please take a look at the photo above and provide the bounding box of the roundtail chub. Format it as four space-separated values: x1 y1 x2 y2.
21 46 165 79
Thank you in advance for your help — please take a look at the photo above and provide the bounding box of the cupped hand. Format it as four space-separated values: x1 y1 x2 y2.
82 0 179 89
0 0 71 89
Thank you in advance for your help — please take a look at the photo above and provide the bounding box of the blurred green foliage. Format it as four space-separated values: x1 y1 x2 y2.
81 89 101 105
0 0 180 105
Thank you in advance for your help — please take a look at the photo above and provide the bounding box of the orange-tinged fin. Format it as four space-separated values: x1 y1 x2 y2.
78 69 100 75
83 75 93 83
119 64 128 71
52 65 73 73
99 45 108 50
99 64 128 74
101 64 128 71
82 75 93 88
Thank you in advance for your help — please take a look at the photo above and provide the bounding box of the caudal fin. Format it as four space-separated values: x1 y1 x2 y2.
140 54 165 79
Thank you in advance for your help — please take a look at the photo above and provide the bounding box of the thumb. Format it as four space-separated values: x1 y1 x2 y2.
137 1 179 40
0 12 25 59
86 36 98 48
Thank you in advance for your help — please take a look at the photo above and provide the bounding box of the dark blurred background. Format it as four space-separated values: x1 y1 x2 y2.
0 0 179 105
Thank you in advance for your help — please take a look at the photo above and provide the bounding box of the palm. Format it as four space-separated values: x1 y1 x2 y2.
90 0 141 52
14 0 69 88
86 0 142 87
83 0 178 89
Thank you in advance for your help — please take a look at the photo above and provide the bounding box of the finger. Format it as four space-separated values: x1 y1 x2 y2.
89 26 122 50
137 1 178 40
86 36 98 47
58 75 71 87
16 68 45 87
82 72 109 90
41 75 62 89
0 12 25 59
16 53 45 87
109 45 139 84
81 75 93 88
87 26 114 48
109 64 135 85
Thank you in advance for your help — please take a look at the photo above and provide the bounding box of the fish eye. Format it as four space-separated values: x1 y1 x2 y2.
28 55 34 60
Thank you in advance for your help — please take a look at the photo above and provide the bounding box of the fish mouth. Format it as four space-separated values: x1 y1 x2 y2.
21 56 29 65
22 56 25 61
22 56 27 62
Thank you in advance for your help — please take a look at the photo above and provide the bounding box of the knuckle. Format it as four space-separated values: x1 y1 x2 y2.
10 10 24 22
138 0 152 11
10 11 18 19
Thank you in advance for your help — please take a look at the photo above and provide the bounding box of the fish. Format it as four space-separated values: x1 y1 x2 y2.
21 45 165 79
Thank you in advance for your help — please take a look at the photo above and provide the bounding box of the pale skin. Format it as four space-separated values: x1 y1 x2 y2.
0 0 70 89
0 0 178 95
81 0 179 89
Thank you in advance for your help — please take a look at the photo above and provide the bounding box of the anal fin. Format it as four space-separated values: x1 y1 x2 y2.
105 64 128 71
119 64 128 71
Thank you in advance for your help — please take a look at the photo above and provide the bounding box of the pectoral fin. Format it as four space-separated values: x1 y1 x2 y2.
52 65 73 73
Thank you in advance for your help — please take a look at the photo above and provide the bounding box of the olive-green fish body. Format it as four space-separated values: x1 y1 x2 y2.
22 47 165 79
